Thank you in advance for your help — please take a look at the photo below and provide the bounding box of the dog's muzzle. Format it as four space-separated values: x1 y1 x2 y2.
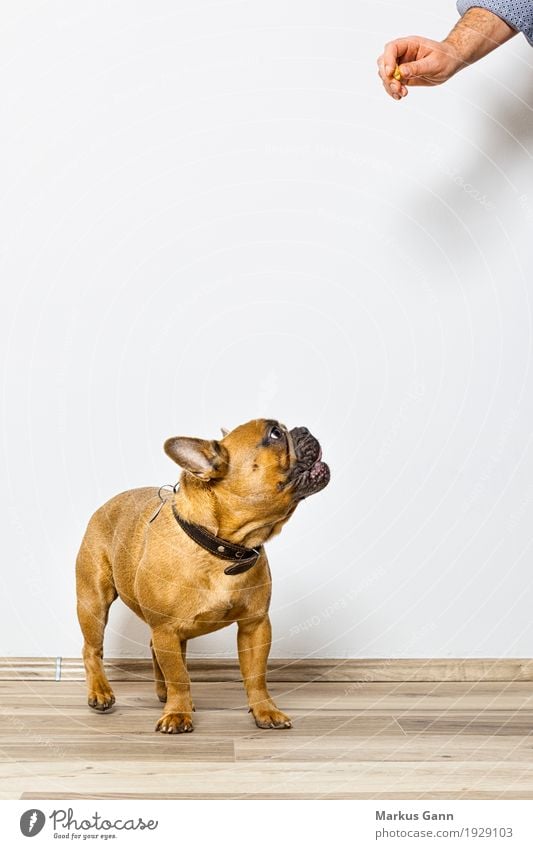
286 426 330 499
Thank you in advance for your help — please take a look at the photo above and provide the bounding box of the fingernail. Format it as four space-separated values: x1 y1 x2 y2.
401 67 410 78
385 65 392 76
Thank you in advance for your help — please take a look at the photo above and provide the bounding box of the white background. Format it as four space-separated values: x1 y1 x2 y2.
2 0 533 660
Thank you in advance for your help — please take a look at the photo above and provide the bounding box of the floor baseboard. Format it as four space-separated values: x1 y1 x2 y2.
1 657 532 682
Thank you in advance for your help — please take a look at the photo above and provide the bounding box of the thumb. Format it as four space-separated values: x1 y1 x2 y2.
399 58 433 79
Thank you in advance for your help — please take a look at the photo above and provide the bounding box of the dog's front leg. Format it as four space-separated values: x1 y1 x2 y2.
237 615 292 729
151 626 194 733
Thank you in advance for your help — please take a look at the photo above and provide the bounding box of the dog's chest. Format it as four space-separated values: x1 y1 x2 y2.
185 585 250 637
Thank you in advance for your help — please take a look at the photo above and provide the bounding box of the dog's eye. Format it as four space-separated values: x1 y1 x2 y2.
269 426 283 441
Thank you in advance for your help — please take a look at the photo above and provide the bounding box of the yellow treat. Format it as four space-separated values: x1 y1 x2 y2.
393 65 402 81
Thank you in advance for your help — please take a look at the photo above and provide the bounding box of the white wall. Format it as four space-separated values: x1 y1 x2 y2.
2 0 533 659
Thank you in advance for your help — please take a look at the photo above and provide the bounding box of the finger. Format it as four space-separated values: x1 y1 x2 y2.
383 37 427 73
383 39 410 76
376 53 387 83
396 41 427 63
381 78 400 101
377 54 398 94
394 83 408 100
399 57 436 83
377 56 399 97
401 73 437 87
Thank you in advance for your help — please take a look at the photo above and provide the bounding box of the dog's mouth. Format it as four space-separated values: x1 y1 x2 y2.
285 427 330 499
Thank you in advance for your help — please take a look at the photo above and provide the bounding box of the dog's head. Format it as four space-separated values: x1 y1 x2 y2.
164 419 330 545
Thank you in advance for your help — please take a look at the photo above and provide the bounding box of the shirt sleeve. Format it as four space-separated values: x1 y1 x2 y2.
456 1 533 44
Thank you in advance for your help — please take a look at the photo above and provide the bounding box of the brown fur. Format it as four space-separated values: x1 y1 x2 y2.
76 418 328 733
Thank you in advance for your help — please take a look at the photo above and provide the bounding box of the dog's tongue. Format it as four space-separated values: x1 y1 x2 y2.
310 459 328 477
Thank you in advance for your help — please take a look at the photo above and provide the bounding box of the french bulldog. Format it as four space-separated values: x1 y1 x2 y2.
76 419 330 733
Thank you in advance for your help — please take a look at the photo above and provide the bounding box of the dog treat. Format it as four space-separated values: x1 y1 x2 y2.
393 65 402 81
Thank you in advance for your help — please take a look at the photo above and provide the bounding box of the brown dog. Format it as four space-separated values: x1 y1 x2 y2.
76 419 330 733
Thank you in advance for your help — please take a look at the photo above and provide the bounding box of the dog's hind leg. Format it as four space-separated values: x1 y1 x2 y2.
76 543 118 711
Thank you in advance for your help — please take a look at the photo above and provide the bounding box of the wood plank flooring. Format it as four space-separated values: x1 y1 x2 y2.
2 679 533 799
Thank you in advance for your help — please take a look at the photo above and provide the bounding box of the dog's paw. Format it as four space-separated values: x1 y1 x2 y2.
155 712 194 734
88 689 116 712
156 692 196 712
252 708 292 729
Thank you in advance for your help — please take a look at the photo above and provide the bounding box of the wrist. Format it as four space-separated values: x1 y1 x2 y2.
439 35 468 75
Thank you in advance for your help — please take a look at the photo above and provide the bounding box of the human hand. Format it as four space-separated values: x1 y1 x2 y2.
377 36 463 100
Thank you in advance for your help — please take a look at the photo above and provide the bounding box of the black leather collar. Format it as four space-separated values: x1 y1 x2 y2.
171 504 262 575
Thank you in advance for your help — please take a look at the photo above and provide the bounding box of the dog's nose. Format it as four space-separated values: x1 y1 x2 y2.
289 427 321 468
290 426 310 440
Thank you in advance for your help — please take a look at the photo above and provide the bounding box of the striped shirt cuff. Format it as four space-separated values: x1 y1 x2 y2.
457 0 533 44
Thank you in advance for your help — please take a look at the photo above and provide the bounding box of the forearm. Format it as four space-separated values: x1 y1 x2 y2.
445 7 517 66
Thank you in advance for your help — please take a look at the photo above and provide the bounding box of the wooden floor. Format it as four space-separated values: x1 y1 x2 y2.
1 679 533 799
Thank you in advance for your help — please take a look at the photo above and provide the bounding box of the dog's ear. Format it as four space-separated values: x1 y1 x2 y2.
164 437 229 481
